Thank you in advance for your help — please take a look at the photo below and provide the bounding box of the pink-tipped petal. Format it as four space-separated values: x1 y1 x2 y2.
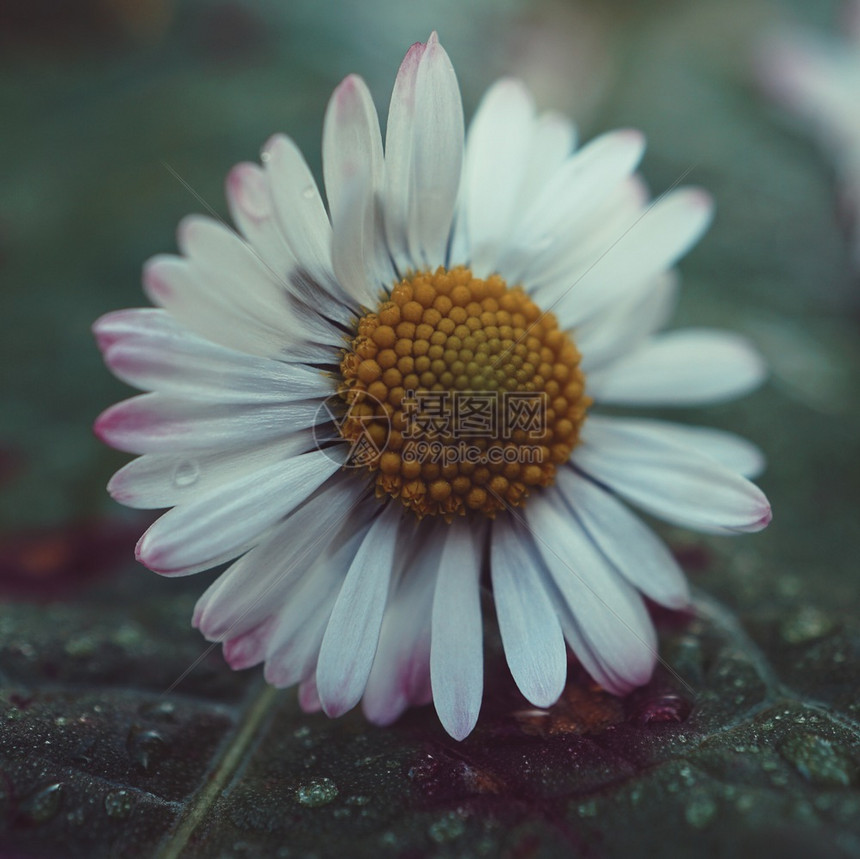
223 617 276 669
94 393 321 455
299 675 322 713
136 447 344 575
574 416 773 536
323 76 395 308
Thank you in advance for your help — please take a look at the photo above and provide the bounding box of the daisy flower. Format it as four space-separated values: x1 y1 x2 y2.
758 1 860 268
95 33 771 740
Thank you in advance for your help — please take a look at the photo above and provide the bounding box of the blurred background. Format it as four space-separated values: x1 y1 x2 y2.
1 0 857 600
1 0 859 856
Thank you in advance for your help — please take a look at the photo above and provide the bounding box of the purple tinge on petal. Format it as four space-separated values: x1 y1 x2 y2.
222 617 275 670
226 162 271 223
299 674 322 713
574 417 773 536
395 40 428 107
94 396 167 451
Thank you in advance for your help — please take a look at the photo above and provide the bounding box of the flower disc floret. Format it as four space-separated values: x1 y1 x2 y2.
338 266 589 518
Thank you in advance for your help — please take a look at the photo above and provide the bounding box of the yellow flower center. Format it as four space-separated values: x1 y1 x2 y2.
338 267 589 519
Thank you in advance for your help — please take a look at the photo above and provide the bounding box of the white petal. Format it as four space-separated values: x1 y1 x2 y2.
142 254 326 360
225 161 296 281
576 272 679 372
604 419 766 479
263 534 360 688
490 518 567 707
323 74 384 228
525 489 658 692
330 168 389 309
406 33 463 269
514 111 577 215
95 393 324 454
529 175 647 304
299 675 322 713
384 32 464 271
324 75 395 307
177 214 286 302
553 187 714 328
222 616 276 670
97 311 332 403
430 518 485 740
107 431 316 509
193 479 365 639
136 447 345 574
93 307 175 351
554 469 690 610
324 75 396 300
550 599 629 696
499 129 645 283
452 78 536 275
574 416 773 535
262 134 345 302
316 505 402 717
225 161 355 327
179 214 344 345
383 40 426 271
587 329 767 406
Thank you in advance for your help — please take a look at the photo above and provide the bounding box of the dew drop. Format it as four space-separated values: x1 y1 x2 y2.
301 185 316 200
104 789 134 819
127 724 167 772
19 783 63 824
172 460 200 488
138 700 177 722
295 777 338 807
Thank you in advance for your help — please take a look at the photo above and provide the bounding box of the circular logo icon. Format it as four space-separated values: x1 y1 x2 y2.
312 391 391 468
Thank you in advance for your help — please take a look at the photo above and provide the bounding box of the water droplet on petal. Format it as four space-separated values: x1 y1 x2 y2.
301 185 316 200
172 460 200 488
